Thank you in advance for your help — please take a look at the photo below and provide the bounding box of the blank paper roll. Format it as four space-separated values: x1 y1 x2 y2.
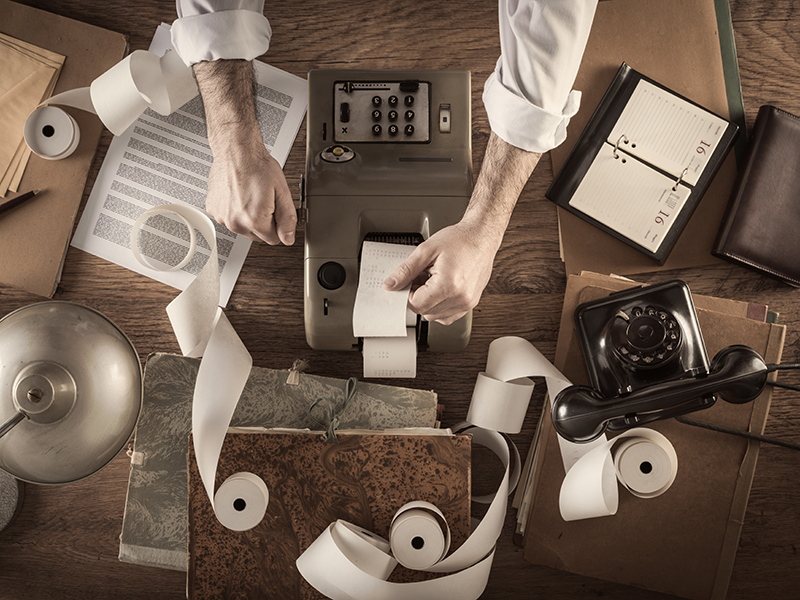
23 106 80 160
389 501 450 570
213 472 269 531
614 437 677 498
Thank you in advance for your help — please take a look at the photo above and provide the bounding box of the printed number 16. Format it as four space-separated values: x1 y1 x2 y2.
655 210 669 225
697 140 711 154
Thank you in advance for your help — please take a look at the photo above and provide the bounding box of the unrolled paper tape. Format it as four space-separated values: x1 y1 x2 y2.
131 205 254 525
214 472 269 531
389 501 451 570
23 106 80 160
25 46 197 160
296 425 510 599
559 427 678 521
467 336 606 471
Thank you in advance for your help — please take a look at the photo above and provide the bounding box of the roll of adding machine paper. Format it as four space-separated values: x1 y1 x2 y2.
23 106 80 160
214 472 269 532
24 47 197 160
131 204 254 528
389 501 451 570
558 427 678 521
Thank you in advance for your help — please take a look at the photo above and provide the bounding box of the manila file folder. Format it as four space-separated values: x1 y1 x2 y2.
0 1 128 297
522 273 785 600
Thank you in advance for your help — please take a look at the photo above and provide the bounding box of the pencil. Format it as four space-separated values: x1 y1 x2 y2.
0 189 43 217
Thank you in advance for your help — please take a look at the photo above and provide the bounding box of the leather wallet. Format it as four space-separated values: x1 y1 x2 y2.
713 105 800 287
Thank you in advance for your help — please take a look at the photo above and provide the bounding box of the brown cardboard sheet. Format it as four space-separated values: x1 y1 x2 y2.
0 1 127 297
551 0 738 276
523 272 785 600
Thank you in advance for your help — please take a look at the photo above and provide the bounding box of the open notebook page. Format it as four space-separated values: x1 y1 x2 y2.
568 149 691 253
608 80 728 186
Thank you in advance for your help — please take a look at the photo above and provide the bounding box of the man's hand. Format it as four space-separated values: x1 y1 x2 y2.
194 59 296 245
383 220 500 325
205 137 296 245
384 132 542 324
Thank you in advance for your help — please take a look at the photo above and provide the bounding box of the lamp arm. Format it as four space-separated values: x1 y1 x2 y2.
0 411 26 439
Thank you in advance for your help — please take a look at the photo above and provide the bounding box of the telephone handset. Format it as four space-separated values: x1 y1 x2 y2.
551 281 777 443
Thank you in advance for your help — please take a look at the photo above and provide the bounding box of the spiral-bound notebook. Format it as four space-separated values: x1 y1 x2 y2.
547 63 739 264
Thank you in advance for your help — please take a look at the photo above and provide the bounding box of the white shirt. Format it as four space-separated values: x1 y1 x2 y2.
171 0 597 153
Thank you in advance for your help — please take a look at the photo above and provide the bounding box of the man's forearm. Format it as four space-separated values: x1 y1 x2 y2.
462 131 542 244
193 59 262 153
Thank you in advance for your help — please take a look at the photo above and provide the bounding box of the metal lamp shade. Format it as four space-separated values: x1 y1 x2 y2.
0 302 142 484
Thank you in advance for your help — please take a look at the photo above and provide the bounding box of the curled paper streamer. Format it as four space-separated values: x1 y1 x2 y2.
297 424 511 599
559 427 678 521
24 47 197 159
130 204 260 525
467 336 606 471
22 106 80 160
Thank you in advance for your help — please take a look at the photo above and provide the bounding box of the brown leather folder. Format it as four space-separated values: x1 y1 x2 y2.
713 105 800 287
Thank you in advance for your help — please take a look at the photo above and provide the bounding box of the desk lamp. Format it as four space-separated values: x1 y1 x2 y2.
0 302 141 485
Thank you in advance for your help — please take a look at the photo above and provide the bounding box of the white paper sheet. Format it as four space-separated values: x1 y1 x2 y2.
70 24 308 306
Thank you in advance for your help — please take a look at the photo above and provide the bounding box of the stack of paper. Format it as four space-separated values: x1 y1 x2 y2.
0 33 64 197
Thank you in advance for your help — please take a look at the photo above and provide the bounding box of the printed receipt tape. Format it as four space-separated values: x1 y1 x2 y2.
559 427 678 521
297 424 510 599
24 48 197 158
130 205 262 529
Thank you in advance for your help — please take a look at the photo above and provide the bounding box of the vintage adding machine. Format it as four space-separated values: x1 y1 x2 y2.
302 69 473 352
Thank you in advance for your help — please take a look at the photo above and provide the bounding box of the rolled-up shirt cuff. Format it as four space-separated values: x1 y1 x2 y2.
482 69 581 154
171 10 272 66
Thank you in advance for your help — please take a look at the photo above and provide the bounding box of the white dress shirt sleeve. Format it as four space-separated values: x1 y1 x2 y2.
171 0 272 66
483 0 597 153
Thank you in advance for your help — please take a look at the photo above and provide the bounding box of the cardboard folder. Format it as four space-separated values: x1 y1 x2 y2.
0 1 128 297
522 272 785 600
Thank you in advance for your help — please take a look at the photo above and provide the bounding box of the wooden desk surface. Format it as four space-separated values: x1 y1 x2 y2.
1 1 798 598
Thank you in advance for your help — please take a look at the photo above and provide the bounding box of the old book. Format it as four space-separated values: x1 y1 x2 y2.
0 0 128 297
713 105 800 286
119 353 439 571
520 272 785 600
187 429 471 599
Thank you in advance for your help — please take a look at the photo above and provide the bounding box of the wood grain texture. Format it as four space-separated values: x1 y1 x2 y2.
0 0 799 598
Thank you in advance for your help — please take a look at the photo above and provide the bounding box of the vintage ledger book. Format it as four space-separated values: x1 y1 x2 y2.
187 429 471 600
521 272 785 600
713 105 800 287
0 0 128 297
547 63 738 264
119 353 439 571
550 0 746 276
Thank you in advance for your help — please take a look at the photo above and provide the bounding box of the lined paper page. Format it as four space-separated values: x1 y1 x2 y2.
569 150 691 253
608 80 727 186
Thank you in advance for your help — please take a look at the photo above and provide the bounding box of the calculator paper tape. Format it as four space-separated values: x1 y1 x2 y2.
24 47 197 159
130 204 263 529
467 336 678 521
297 425 510 600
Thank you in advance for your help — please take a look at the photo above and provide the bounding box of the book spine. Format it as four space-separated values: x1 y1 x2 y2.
711 105 774 254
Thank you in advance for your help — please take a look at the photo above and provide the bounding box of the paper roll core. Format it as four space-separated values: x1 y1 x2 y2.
213 472 269 531
389 501 451 570
23 106 80 160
